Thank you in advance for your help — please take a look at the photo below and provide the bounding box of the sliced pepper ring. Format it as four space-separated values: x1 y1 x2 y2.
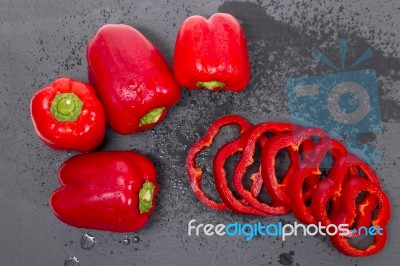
260 130 323 207
271 127 331 224
312 153 382 228
260 127 328 203
186 114 252 211
329 176 390 257
288 139 322 202
231 122 296 215
213 130 266 215
285 138 348 224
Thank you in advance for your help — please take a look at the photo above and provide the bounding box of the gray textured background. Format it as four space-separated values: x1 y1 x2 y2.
1 0 399 265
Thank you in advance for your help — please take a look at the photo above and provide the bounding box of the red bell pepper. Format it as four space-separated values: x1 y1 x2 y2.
30 78 106 152
174 13 250 92
50 151 158 232
87 24 181 135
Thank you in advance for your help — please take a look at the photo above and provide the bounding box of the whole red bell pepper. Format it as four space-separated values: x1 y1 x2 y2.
174 13 250 92
50 151 158 232
87 24 181 135
30 78 106 152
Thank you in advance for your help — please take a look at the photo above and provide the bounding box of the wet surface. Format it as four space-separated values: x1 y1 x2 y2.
0 0 400 265
278 250 295 266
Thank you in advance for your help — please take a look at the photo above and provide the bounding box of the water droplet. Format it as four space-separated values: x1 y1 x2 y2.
64 256 79 266
41 182 46 186
80 233 96 250
122 236 130 246
132 236 140 243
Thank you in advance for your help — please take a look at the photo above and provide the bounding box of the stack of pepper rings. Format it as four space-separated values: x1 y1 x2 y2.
186 115 391 257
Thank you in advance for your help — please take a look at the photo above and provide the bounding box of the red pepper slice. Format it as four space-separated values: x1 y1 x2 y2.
50 151 158 232
231 122 295 215
30 78 106 152
329 176 390 256
213 131 266 215
288 139 322 202
186 114 391 257
312 153 382 228
285 136 349 224
297 138 380 234
87 24 180 134
219 131 265 207
261 128 327 221
347 194 380 238
174 13 250 92
186 115 252 211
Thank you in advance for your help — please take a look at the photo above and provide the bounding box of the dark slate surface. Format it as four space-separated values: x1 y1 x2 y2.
1 0 399 265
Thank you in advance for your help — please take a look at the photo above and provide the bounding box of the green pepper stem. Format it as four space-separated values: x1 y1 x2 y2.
50 93 83 122
139 180 155 214
196 81 225 90
139 107 165 127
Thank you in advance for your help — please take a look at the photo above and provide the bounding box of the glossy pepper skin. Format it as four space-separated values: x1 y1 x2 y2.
174 13 250 92
50 151 158 232
87 24 180 135
30 78 106 152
